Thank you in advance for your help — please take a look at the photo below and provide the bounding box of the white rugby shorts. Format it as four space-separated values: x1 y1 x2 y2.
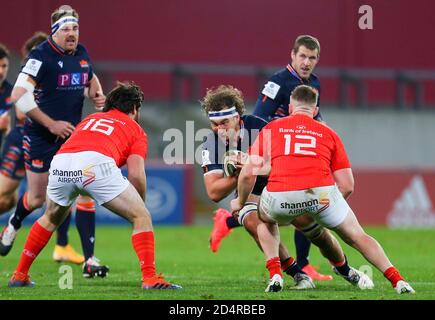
47 151 130 206
259 185 350 228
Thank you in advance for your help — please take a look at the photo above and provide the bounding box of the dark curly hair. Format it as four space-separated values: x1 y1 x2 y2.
103 81 144 114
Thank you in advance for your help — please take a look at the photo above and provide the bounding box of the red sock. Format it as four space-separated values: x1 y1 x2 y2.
384 266 404 288
266 257 282 278
15 222 53 275
132 231 156 280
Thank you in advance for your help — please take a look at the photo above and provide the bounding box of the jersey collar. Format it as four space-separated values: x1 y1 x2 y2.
48 37 77 56
287 64 310 84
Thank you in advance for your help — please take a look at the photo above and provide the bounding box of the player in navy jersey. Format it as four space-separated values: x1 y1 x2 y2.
252 35 332 281
0 6 108 278
0 32 86 266
0 44 13 149
201 85 315 289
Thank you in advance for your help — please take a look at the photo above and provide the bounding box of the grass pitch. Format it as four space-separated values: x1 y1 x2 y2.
0 225 434 300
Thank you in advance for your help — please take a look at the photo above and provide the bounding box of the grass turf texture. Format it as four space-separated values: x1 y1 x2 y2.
0 225 434 300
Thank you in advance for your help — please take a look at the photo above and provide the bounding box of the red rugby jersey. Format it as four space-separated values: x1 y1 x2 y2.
58 109 148 167
250 114 350 192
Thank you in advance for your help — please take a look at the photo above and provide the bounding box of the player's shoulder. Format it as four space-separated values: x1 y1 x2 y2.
242 114 268 130
267 68 289 86
315 120 341 139
76 43 89 56
26 40 48 59
309 72 321 87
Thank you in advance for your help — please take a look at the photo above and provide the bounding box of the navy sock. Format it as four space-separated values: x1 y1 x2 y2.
334 256 351 277
75 210 95 261
226 216 241 229
294 229 311 268
282 257 305 277
56 213 71 246
9 194 33 230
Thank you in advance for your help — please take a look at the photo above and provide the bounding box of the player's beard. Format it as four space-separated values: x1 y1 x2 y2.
64 36 78 53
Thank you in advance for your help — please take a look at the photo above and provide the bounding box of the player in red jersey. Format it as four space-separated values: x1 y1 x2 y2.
231 85 414 294
8 82 181 290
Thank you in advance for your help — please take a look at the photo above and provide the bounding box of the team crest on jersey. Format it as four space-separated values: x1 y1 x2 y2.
22 59 42 77
58 61 63 68
79 60 89 68
262 81 280 100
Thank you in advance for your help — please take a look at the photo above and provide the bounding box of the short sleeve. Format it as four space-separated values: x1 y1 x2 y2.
21 50 45 83
130 129 148 160
331 131 351 172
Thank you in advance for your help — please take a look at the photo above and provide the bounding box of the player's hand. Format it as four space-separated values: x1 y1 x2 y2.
49 120 75 139
92 91 106 110
230 198 244 216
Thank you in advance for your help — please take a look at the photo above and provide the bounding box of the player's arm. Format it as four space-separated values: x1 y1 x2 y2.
252 80 283 121
333 168 354 200
12 73 74 139
87 74 105 110
331 131 354 200
231 155 269 214
252 95 280 122
203 172 238 203
14 107 27 123
126 154 146 201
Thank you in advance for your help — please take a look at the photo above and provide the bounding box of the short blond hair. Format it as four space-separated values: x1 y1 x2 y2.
51 5 79 24
291 85 318 107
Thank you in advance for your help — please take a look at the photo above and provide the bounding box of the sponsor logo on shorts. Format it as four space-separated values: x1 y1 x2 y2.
52 169 83 183
83 165 96 187
280 199 319 215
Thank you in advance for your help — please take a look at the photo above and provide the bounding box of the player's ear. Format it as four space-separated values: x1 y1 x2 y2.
288 103 294 115
291 49 296 62
313 106 319 117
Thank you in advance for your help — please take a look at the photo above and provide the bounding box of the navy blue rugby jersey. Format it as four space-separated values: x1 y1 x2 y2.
253 64 321 122
0 80 13 117
20 37 94 135
201 114 268 196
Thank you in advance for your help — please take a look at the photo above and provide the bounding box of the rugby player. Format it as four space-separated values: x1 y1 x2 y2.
251 35 330 280
201 85 315 289
232 85 414 294
0 44 12 149
8 82 181 290
0 6 108 277
0 32 86 266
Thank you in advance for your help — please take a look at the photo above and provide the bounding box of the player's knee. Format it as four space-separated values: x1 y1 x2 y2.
243 215 259 238
129 208 152 227
0 195 17 214
340 230 365 248
27 195 45 209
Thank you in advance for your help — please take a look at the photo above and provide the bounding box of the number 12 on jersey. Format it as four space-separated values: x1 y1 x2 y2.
284 134 317 156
